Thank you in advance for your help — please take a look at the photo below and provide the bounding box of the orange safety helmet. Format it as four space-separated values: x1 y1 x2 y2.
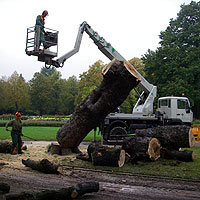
42 10 49 16
15 112 21 119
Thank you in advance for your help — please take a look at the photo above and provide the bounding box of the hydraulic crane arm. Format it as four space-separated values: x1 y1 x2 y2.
49 21 157 115
52 21 125 67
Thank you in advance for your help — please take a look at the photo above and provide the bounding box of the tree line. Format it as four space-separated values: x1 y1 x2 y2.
0 59 141 116
0 1 199 118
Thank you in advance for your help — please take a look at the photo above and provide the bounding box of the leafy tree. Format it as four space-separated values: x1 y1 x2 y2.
6 72 31 113
142 1 200 118
49 71 62 114
29 72 54 115
40 66 57 77
75 60 104 106
58 76 78 114
0 77 10 113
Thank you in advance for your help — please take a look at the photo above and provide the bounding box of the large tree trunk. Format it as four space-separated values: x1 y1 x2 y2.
57 59 141 148
5 182 99 200
122 136 161 163
135 125 195 150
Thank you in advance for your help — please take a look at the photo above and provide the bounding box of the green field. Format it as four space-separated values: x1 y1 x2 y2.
0 127 101 141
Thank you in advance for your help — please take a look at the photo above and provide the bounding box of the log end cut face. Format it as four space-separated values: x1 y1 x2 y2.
189 128 196 148
147 138 161 161
118 149 126 168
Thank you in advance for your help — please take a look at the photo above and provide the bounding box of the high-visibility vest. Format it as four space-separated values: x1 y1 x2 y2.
40 15 45 24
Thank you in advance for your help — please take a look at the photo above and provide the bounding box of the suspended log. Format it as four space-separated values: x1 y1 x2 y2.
5 181 99 200
122 136 161 163
56 59 141 149
161 148 196 162
135 125 195 150
22 159 63 174
0 182 10 193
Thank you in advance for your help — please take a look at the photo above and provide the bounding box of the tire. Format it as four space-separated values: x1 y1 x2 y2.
109 126 127 140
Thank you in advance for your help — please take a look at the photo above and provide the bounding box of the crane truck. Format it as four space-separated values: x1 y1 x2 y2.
25 22 193 142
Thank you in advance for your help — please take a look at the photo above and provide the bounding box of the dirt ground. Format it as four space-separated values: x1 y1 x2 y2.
1 140 200 200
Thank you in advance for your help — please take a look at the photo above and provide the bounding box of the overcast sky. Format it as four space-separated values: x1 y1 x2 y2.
0 0 196 81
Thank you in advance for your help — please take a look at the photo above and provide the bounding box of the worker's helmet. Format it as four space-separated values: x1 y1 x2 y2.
15 112 21 119
42 10 49 16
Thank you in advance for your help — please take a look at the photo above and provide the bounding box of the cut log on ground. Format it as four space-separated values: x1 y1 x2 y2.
161 148 196 162
56 59 141 149
92 147 125 167
86 142 125 167
5 181 99 200
0 140 12 153
122 136 161 163
135 125 195 150
22 159 63 174
0 140 27 153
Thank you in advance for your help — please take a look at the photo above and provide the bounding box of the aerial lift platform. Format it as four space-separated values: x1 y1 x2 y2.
25 25 58 68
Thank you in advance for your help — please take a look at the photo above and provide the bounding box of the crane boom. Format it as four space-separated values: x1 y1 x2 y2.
53 21 157 115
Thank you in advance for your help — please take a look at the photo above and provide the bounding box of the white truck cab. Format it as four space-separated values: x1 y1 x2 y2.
157 96 193 125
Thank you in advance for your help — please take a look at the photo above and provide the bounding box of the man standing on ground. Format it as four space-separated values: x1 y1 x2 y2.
5 112 24 154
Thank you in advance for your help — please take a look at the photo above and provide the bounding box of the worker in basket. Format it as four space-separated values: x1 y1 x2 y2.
5 112 24 154
35 10 49 50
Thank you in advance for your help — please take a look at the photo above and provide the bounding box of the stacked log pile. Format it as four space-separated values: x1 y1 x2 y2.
122 125 196 163
78 125 196 167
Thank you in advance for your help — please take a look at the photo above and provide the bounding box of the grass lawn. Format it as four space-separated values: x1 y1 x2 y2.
0 127 101 141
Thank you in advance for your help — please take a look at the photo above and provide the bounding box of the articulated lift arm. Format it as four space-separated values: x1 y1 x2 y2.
52 21 125 67
50 21 157 115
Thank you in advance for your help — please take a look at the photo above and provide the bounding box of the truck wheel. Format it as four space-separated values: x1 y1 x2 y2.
109 126 127 140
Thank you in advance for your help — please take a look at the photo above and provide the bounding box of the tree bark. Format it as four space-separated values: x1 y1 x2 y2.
5 182 99 200
161 148 196 162
135 125 195 150
122 136 161 163
77 142 125 167
22 159 63 174
91 146 125 168
56 59 141 148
